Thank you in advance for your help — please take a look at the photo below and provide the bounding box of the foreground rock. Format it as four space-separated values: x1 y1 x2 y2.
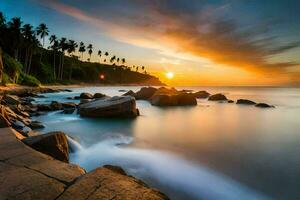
79 96 139 118
57 165 169 200
22 131 69 162
208 93 227 101
122 90 135 96
80 92 94 99
236 99 256 105
255 103 275 108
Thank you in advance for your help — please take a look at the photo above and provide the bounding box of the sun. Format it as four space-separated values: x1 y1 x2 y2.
166 72 174 79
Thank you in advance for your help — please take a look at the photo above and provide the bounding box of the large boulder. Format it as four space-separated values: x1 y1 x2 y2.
80 92 93 99
22 131 69 162
122 90 135 97
62 102 77 109
2 94 20 105
37 104 52 111
79 96 139 118
177 93 197 105
57 166 169 200
134 87 157 100
208 93 227 101
193 91 210 98
236 99 256 105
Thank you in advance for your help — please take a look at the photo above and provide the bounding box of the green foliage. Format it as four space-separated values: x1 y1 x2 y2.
18 72 41 86
3 53 22 75
2 73 11 85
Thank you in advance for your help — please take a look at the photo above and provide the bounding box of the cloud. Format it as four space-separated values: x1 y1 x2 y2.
38 0 300 82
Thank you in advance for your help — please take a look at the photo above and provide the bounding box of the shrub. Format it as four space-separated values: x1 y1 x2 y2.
18 73 41 86
3 53 22 83
1 72 11 85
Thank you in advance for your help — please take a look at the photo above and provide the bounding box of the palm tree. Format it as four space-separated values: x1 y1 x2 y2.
110 55 116 64
117 58 120 65
58 37 68 80
7 17 22 60
87 44 93 61
142 66 145 71
36 23 49 62
78 42 85 60
21 24 34 73
105 52 109 56
36 23 49 48
121 58 125 65
67 40 78 80
97 50 101 63
136 66 139 72
49 35 58 79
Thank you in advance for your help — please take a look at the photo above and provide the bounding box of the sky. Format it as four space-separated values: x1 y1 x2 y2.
1 0 300 86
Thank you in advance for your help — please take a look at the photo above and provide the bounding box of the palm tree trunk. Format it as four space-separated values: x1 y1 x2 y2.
53 52 56 79
28 51 33 74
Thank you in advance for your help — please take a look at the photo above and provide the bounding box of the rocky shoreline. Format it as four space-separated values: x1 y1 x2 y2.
0 86 275 199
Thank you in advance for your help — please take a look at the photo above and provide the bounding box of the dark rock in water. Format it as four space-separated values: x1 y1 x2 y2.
255 103 274 108
62 89 72 92
80 92 93 99
50 101 63 110
30 121 45 129
22 131 69 162
62 102 77 109
151 93 197 106
228 100 234 103
66 97 74 100
12 120 32 135
56 166 169 200
236 99 256 105
37 104 52 111
118 89 127 92
74 96 81 100
193 91 210 98
2 94 20 105
80 99 93 104
79 96 139 118
208 93 227 101
122 90 135 96
134 87 157 100
62 108 76 114
93 93 106 99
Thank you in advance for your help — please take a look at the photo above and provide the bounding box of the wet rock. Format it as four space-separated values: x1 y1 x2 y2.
62 102 77 109
57 166 169 200
151 93 197 106
22 131 69 162
0 105 11 127
50 101 63 110
62 108 76 114
193 91 210 98
30 121 45 129
228 100 234 103
80 99 93 104
37 104 52 111
122 90 135 96
236 99 256 105
93 93 106 99
2 94 20 105
177 93 197 106
208 93 227 101
80 92 93 99
255 103 275 108
79 96 139 118
12 120 32 135
134 87 157 100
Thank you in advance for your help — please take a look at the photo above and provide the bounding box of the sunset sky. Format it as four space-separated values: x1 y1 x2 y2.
1 0 300 86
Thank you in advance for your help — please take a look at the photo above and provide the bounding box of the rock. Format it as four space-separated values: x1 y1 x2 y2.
2 94 20 105
22 131 69 162
0 105 11 127
62 102 77 109
50 101 63 110
12 120 32 135
93 93 106 99
208 93 227 101
236 99 256 105
193 91 210 98
151 93 197 106
62 89 72 92
62 108 76 114
134 87 157 100
80 99 93 104
79 96 139 118
103 165 127 175
37 104 52 111
57 166 169 200
228 100 234 103
255 103 274 108
30 121 45 129
66 97 74 100
152 87 177 96
122 90 135 96
118 89 127 92
80 92 93 99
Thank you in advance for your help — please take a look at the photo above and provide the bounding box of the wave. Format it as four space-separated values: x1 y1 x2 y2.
70 136 273 200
